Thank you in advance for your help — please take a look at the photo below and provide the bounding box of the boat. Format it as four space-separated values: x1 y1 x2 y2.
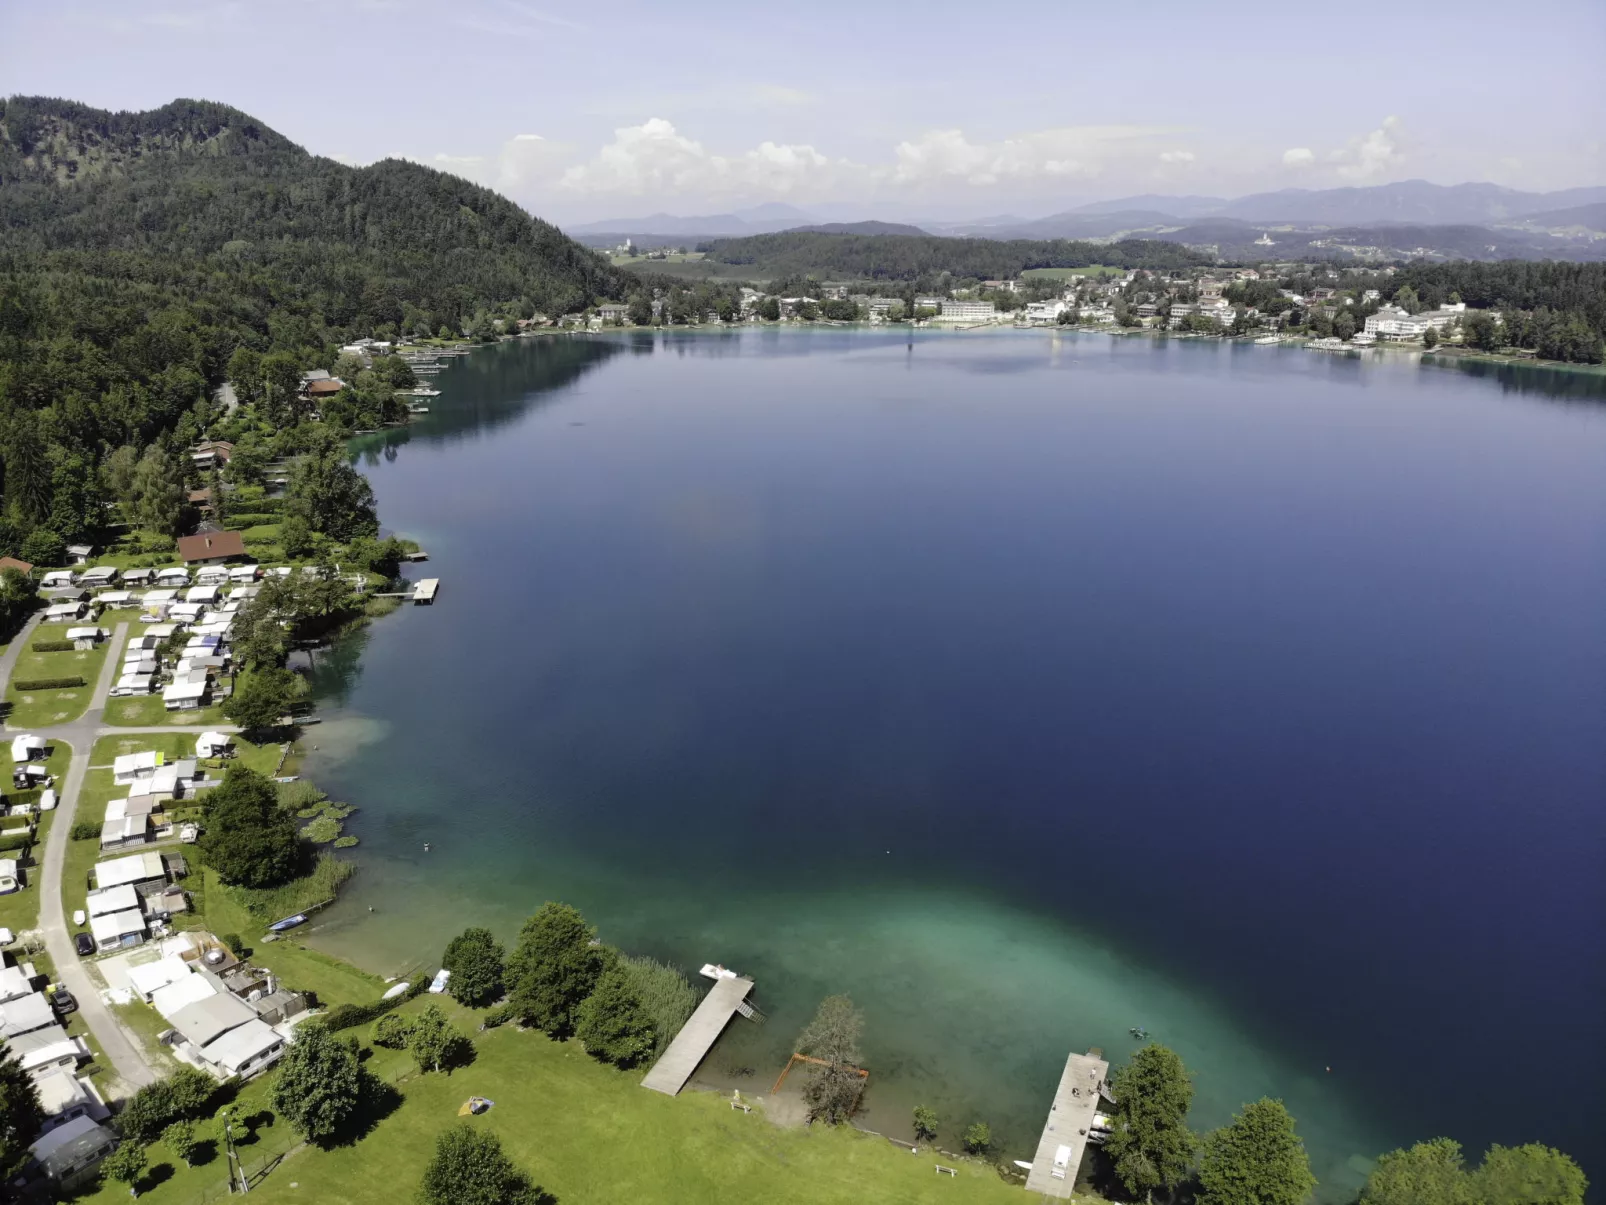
428 968 452 994
403 387 441 397
699 963 739 981
268 913 307 933
72 910 86 926
1012 1160 1034 1172
1306 337 1347 351
407 404 431 414
381 981 410 1000
1254 334 1281 345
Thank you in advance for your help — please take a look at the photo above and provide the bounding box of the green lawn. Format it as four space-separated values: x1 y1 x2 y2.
1021 266 1124 280
5 623 111 726
192 868 383 1009
75 995 1024 1205
0 737 71 936
104 694 229 727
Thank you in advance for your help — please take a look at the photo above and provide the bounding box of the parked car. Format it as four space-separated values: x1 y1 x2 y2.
74 932 94 957
49 986 77 1015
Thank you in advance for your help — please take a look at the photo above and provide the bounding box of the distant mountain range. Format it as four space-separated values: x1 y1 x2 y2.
562 179 1606 262
952 181 1606 238
566 203 820 237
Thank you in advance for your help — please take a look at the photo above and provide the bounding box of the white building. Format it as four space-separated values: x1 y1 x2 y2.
934 299 998 323
1024 300 1068 324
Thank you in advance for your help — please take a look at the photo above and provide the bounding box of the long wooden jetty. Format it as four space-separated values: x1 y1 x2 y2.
640 976 754 1096
1024 1049 1110 1197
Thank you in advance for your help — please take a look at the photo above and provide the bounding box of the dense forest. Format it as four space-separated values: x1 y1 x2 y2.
1388 259 1606 361
698 231 1208 281
0 96 640 568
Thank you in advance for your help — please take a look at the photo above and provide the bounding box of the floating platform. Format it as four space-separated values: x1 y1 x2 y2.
640 975 754 1096
412 578 439 604
1024 1049 1110 1197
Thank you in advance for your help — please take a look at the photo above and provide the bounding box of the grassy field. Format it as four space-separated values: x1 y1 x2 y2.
74 995 1026 1205
608 250 707 266
5 623 111 726
1022 266 1123 281
191 868 383 1009
103 694 229 727
0 737 72 936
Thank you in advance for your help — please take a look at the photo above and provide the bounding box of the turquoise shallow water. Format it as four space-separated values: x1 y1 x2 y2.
298 329 1606 1198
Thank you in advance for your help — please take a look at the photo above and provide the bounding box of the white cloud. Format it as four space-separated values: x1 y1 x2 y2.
1329 116 1405 180
557 118 839 198
1158 150 1195 164
1282 147 1316 167
891 125 1167 187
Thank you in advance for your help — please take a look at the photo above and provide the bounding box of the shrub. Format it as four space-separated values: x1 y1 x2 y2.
117 1067 218 1142
333 835 358 848
29 640 74 653
963 1122 992 1154
222 933 245 956
4 790 40 809
319 975 430 1032
913 1105 939 1142
69 821 100 841
0 834 31 855
373 1013 412 1049
13 676 85 690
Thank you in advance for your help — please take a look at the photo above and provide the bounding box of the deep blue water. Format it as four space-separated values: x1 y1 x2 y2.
303 329 1606 1195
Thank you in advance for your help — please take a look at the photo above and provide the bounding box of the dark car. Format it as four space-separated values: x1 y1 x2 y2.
74 932 94 957
49 986 77 1015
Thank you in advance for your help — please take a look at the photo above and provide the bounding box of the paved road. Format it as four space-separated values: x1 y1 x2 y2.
24 622 160 1094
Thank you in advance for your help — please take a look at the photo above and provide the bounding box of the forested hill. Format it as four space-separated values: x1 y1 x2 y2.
697 230 1208 279
0 96 633 327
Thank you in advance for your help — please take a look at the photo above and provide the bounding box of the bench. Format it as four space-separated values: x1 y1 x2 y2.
935 1165 957 1177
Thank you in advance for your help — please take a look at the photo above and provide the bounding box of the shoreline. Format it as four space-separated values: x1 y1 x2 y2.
553 319 1606 374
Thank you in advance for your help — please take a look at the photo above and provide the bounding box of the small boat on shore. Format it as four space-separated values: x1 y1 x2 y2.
269 913 306 933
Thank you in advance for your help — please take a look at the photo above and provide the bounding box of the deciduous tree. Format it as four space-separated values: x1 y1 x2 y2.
272 1024 365 1142
197 764 300 888
103 1139 148 1197
504 902 605 1036
1198 1098 1316 1205
407 1004 465 1074
574 964 657 1068
442 927 506 1008
417 1124 543 1205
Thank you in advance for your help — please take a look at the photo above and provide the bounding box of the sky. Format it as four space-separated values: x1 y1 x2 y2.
3 0 1604 225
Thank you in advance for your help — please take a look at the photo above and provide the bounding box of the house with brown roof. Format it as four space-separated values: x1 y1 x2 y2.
189 441 234 470
176 531 246 566
0 557 33 577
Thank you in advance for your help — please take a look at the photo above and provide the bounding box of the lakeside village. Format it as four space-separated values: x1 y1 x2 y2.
529 262 1512 357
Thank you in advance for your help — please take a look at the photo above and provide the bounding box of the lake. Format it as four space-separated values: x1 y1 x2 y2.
301 328 1606 1198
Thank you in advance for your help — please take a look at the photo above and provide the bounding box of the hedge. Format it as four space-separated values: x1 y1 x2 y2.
6 790 41 809
30 640 75 653
224 514 279 529
69 821 100 841
13 677 86 691
317 973 431 1031
0 832 33 853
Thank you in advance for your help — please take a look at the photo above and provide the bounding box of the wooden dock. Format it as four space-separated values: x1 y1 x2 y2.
640 976 753 1096
411 578 439 605
1024 1050 1110 1197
